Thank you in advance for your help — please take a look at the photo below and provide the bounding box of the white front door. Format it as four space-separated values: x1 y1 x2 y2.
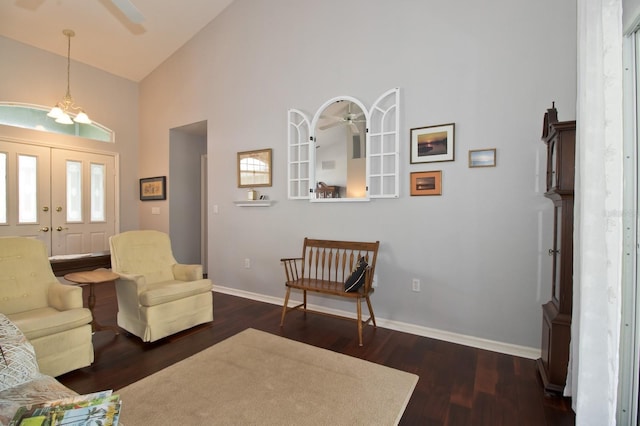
0 140 117 255
0 142 52 250
50 149 116 255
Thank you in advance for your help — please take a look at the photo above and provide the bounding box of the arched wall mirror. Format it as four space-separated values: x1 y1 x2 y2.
287 88 400 202
311 97 369 200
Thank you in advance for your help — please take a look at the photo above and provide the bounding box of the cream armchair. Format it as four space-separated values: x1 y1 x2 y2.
0 237 94 377
109 230 213 342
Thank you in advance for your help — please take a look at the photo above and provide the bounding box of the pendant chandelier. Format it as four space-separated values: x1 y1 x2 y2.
47 29 91 125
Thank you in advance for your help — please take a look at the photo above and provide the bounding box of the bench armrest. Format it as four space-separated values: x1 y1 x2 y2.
281 257 303 281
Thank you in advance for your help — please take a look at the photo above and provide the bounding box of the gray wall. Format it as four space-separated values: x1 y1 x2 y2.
138 0 577 350
169 127 206 264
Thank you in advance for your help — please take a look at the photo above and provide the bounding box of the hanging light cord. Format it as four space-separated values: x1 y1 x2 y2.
65 31 71 99
47 29 91 124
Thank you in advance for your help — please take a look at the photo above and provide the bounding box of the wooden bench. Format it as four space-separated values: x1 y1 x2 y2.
280 238 380 346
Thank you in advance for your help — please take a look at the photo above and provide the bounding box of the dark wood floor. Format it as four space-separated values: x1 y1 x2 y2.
58 283 575 425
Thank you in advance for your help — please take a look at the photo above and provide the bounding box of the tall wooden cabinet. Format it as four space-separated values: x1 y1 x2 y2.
536 103 576 393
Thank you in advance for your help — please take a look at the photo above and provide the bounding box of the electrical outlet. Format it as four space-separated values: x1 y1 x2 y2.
412 278 420 292
372 273 378 288
244 258 251 269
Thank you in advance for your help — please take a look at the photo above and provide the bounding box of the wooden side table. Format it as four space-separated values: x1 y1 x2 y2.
64 269 120 335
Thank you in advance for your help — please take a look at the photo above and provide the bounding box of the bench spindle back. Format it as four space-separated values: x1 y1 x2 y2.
301 238 379 291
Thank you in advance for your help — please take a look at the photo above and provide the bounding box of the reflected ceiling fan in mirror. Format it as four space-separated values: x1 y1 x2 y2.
319 101 365 134
110 0 145 24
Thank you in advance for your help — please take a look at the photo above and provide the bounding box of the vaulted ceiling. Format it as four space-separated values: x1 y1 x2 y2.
0 0 235 82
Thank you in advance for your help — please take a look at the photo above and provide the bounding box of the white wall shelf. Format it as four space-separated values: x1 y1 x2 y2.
233 200 273 207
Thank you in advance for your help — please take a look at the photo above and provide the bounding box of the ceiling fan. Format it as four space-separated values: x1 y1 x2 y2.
111 0 145 24
319 101 365 134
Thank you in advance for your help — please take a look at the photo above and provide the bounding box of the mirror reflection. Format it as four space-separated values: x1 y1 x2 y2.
314 100 367 199
237 148 272 188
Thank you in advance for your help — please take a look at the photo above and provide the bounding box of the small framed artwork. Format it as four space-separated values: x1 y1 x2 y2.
410 123 455 163
469 148 497 168
237 148 272 188
410 171 442 196
140 176 166 201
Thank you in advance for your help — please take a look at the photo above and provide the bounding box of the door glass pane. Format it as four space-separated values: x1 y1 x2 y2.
0 153 5 223
66 160 82 222
91 163 105 222
18 155 37 223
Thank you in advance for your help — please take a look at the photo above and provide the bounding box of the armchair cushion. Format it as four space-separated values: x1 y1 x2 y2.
139 279 212 307
109 230 177 284
8 308 93 340
0 239 66 314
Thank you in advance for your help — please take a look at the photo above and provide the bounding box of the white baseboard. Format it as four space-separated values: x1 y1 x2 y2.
213 285 541 360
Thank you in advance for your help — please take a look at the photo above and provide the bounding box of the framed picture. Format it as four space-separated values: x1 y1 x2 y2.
410 123 455 163
410 171 442 196
140 176 166 201
469 148 497 168
237 148 272 188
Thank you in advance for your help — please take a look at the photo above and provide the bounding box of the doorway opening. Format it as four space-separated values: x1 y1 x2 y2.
169 121 208 274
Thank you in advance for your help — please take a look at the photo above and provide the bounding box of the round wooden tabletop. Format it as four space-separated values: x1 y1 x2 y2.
64 268 119 285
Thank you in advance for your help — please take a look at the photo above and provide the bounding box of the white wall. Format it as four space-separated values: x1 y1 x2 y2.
139 0 577 350
0 36 140 232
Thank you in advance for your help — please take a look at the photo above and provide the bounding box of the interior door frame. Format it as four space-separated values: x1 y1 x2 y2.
618 29 640 425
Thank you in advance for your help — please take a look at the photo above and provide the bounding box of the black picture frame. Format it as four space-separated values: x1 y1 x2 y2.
140 176 166 201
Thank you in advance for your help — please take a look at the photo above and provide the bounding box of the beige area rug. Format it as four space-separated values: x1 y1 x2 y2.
117 328 418 425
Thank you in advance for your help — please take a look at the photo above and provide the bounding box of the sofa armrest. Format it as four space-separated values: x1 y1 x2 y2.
173 264 203 281
47 282 83 310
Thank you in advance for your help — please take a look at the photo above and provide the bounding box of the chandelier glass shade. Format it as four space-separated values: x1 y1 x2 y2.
47 29 91 125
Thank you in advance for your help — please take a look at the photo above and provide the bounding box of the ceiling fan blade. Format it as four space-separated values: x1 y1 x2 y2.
350 123 360 134
111 0 145 24
319 121 345 131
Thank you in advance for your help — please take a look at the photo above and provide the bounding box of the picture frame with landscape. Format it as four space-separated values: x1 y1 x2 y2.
468 148 496 168
410 171 442 196
410 123 455 164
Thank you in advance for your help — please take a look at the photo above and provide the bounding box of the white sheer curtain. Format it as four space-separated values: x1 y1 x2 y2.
568 1 624 425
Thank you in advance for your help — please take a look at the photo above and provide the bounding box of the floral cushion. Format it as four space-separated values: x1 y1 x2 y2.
0 314 39 392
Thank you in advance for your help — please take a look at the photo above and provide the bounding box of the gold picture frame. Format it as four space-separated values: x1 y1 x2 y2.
237 148 272 188
410 171 442 196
